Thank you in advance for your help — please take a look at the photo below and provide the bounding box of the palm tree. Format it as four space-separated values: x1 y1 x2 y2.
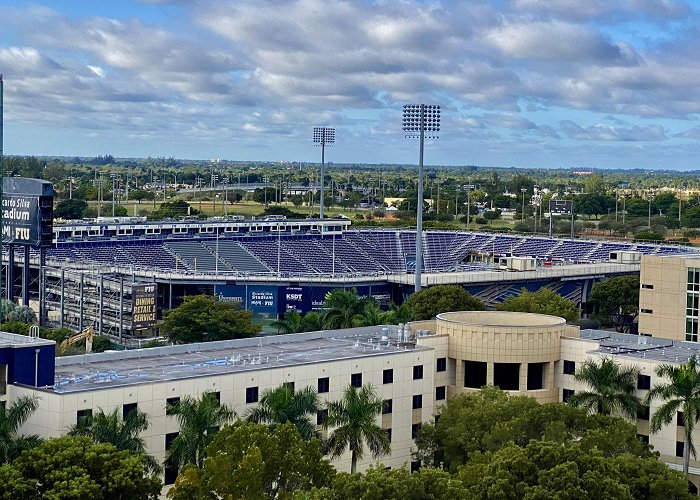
271 310 305 334
645 355 700 476
352 302 386 327
69 406 161 473
566 357 641 417
322 289 374 329
245 384 319 440
325 384 391 473
0 395 42 464
166 393 235 470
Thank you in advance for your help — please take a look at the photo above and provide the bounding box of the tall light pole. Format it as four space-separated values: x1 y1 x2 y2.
647 192 654 228
313 127 335 219
403 104 441 292
110 173 118 217
521 187 527 221
464 184 474 229
0 75 4 298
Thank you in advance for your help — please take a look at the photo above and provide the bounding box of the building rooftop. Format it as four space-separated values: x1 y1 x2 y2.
0 331 54 348
50 326 426 393
580 329 700 365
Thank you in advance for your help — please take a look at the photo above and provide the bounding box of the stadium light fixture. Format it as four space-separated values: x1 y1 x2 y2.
313 127 335 219
403 104 440 292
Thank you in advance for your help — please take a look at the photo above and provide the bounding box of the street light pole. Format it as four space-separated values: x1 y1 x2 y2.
313 127 335 219
403 104 441 292
463 184 474 229
521 187 527 221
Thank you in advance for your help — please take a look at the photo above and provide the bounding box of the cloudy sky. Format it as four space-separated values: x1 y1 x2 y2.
3 0 700 169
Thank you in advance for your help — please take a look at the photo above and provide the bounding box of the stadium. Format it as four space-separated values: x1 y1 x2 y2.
8 214 698 344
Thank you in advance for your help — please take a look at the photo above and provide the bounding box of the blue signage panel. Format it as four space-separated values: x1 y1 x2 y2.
248 286 278 317
280 286 311 313
215 285 246 307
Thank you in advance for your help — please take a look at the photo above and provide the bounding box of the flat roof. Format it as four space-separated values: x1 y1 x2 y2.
0 331 54 349
50 326 427 394
579 329 700 364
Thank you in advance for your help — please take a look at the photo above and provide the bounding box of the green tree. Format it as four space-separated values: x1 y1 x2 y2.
0 436 162 499
0 395 41 464
567 357 641 417
382 302 413 325
160 295 260 344
152 200 197 219
271 311 306 334
167 422 334 500
165 392 235 470
325 385 391 473
645 355 700 476
589 275 640 332
69 406 161 473
459 439 690 500
54 198 88 219
351 302 386 327
322 289 374 329
245 384 319 440
406 285 485 321
496 287 579 322
299 465 468 500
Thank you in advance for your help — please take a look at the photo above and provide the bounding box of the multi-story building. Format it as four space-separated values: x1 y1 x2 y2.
5 253 700 491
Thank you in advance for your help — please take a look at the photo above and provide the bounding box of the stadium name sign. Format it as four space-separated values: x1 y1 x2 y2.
1 177 54 248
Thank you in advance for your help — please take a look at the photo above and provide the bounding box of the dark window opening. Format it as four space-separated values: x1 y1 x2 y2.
166 397 180 415
246 387 259 404
385 428 392 442
412 423 421 439
637 405 650 421
123 403 137 419
464 360 487 388
413 365 424 380
383 369 393 384
164 432 179 485
527 362 545 390
494 363 520 391
436 386 446 401
351 373 362 388
317 409 328 426
637 434 650 445
318 377 330 394
382 399 392 415
678 412 685 427
637 374 651 390
412 394 423 410
563 360 576 375
76 409 92 425
562 388 575 402
411 460 421 473
436 357 446 372
677 441 685 458
283 381 295 391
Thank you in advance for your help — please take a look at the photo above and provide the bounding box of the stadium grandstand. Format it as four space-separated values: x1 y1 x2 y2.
5 216 698 344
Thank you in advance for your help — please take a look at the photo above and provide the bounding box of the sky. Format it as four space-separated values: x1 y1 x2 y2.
3 0 700 169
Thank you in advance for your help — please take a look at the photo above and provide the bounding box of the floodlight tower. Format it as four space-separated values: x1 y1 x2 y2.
0 75 3 297
313 127 335 219
403 104 440 292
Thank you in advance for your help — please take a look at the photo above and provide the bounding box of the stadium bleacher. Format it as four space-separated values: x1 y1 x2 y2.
42 230 699 276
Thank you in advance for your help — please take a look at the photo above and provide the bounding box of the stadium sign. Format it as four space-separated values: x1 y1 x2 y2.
1 177 53 248
549 199 573 215
132 283 157 329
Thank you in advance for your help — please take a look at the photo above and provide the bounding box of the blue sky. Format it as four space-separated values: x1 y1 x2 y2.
3 0 700 169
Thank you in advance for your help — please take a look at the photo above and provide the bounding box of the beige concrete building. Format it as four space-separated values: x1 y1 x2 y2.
639 254 700 341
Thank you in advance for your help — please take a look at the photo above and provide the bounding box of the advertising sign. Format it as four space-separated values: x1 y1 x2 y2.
280 286 310 313
2 177 54 248
215 284 246 306
549 199 574 215
132 283 157 329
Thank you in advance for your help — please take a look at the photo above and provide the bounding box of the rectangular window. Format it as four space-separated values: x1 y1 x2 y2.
246 387 259 404
318 377 330 394
283 381 295 391
562 388 575 403
412 394 423 410
687 317 699 342
166 397 180 415
436 386 446 401
637 434 650 445
385 428 392 442
383 369 393 384
436 357 447 372
76 409 92 425
494 363 520 391
563 360 576 375
527 362 545 390
351 373 362 388
641 283 654 289
410 460 421 473
123 403 137 419
164 432 179 485
412 423 421 440
464 360 487 388
413 365 424 380
640 309 653 314
317 409 328 426
678 411 685 427
208 391 221 405
677 441 685 458
382 399 393 415
637 374 651 390
637 405 650 421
